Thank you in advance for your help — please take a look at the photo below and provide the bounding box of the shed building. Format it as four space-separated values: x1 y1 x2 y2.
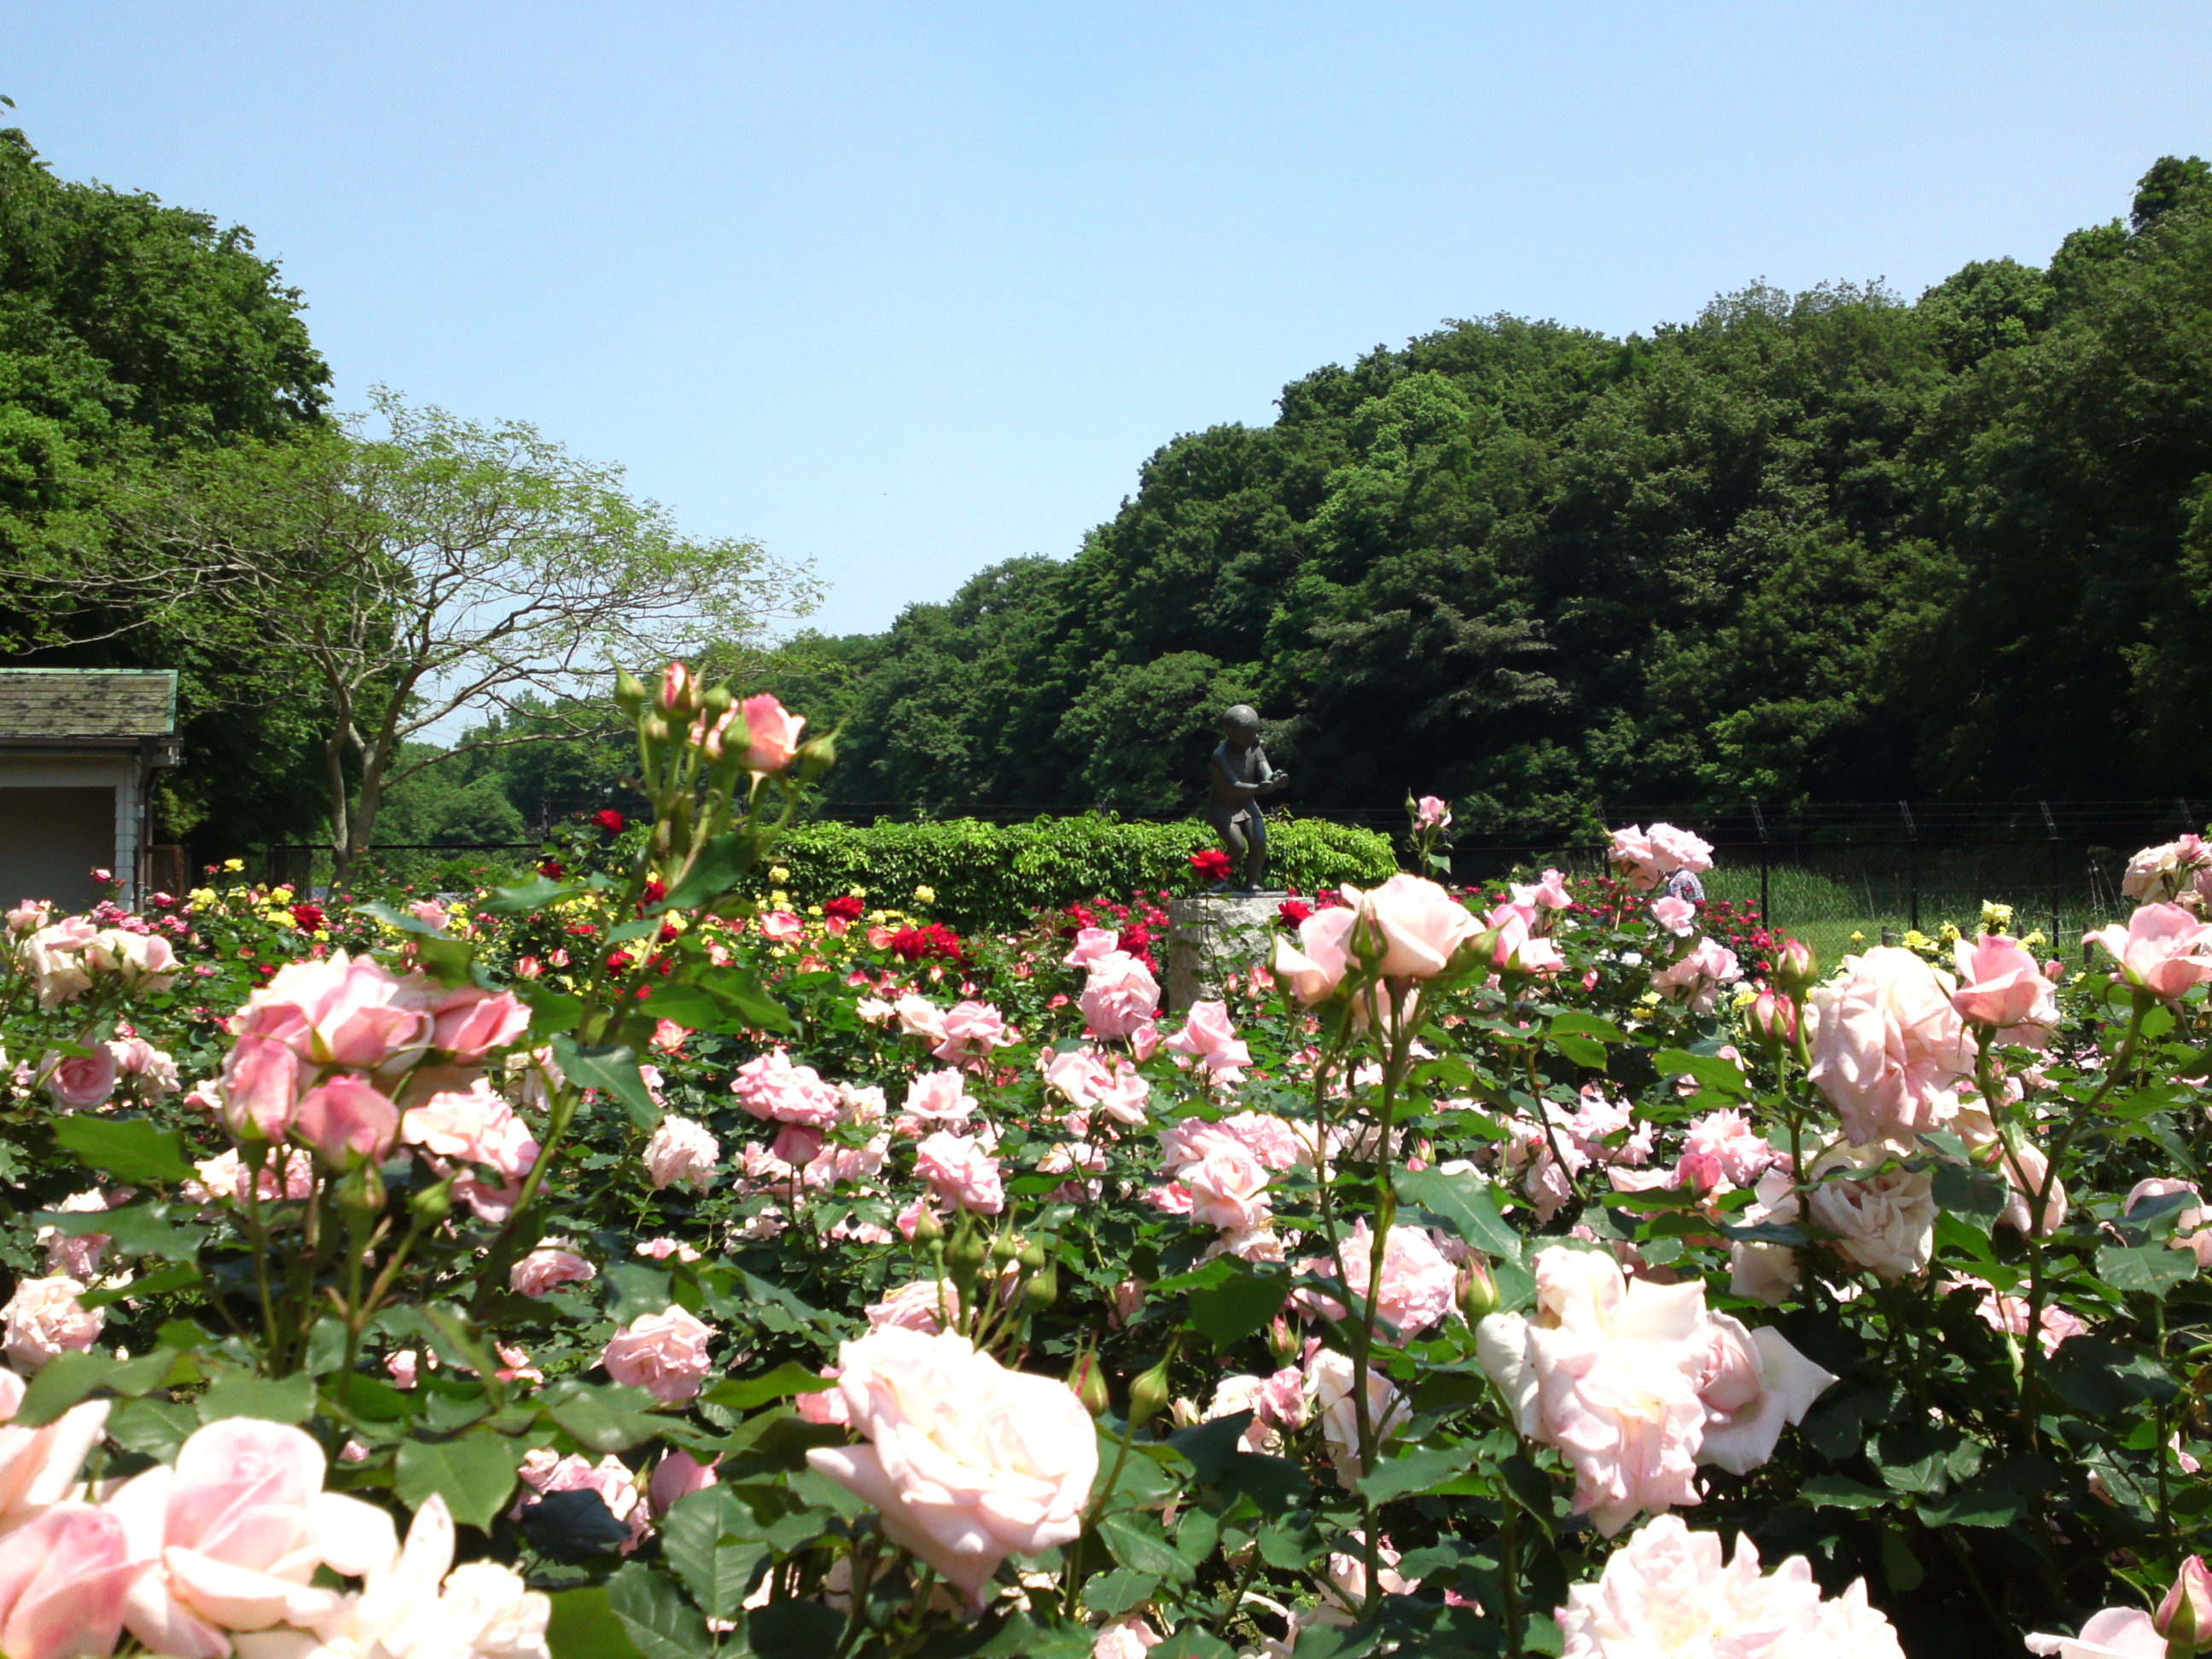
0 668 182 911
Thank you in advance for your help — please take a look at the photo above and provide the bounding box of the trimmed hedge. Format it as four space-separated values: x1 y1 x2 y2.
759 813 1400 933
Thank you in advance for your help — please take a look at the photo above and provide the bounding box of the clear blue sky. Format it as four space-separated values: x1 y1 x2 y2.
4 3 2209 638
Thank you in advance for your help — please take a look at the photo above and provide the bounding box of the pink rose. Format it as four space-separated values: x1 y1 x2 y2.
2122 835 2212 904
1650 894 1695 937
642 1115 720 1190
108 1418 398 1656
233 951 436 1073
647 1449 719 1517
730 1051 842 1126
1300 1220 1457 1341
1650 937 1740 1014
806 1327 1098 1609
1511 867 1573 911
1558 1513 1905 1656
400 1079 541 1219
2160 1558 2212 1650
1950 934 2057 1039
740 693 806 772
294 1074 401 1165
1353 874 1481 978
902 1068 976 1125
601 1306 716 1403
1807 947 1972 1147
2 1277 102 1372
1413 795 1452 831
1692 1314 1837 1475
1078 952 1160 1041
4 899 49 936
1606 825 1662 891
1476 1248 1709 1535
1806 1144 1937 1279
40 1046 117 1113
429 987 529 1062
914 1131 1004 1214
1304 1348 1408 1487
933 1000 1010 1065
1094 1616 1165 1659
1171 1130 1272 1233
893 995 949 1044
1160 1000 1251 1080
84 928 179 992
760 910 804 942
218 1033 304 1139
2025 1609 2168 1659
510 1245 597 1297
1646 823 1714 878
2086 904 2212 1001
108 1036 179 1095
1272 905 1357 1004
1042 1048 1114 1109
866 1279 961 1333
1061 928 1121 969
0 1503 136 1659
0 1371 111 1528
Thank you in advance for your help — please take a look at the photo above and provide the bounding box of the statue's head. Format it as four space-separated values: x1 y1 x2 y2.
1220 704 1261 742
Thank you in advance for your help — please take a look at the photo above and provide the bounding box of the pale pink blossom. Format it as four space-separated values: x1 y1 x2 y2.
428 986 529 1062
1079 952 1160 1041
1168 1128 1272 1233
108 1035 180 1096
892 994 949 1045
1609 823 1715 892
1476 1248 1709 1534
739 693 806 771
294 1074 401 1165
218 1033 303 1140
805 1326 1098 1610
230 949 437 1073
2122 835 2212 904
1413 795 1452 831
1355 874 1482 978
1650 937 1740 1013
1303 1348 1408 1487
1061 928 1122 970
1806 1144 1937 1280
511 1245 597 1297
0 1369 111 1528
1693 1314 1837 1474
1299 1220 1458 1341
642 1115 720 1190
933 1000 1011 1066
1 1277 102 1372
1272 906 1357 1004
2025 1609 2167 1659
760 910 804 942
107 1417 398 1656
865 1280 961 1334
38 1046 116 1112
402 1079 541 1220
729 1050 842 1125
2086 904 2212 1001
647 1449 719 1517
2127 1178 2212 1268
914 1132 1005 1213
82 928 179 993
0 1502 136 1659
1676 1109 1779 1196
902 1068 976 1125
1512 868 1574 912
20 918 98 1008
1807 947 1973 1147
1975 1286 2087 1356
1951 934 2058 1040
1649 894 1696 936
185 1146 313 1207
1093 1616 1165 1658
515 1452 644 1548
1160 1000 1252 1081
1558 1513 1905 1658
636 1237 702 1262
601 1306 716 1403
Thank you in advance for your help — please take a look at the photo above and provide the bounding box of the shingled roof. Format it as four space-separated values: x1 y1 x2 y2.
0 669 178 740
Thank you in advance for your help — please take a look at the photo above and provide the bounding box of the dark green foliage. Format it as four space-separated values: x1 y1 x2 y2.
804 155 2212 820
0 124 335 854
759 813 1397 932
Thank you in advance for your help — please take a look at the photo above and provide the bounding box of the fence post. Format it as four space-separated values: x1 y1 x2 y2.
1751 802 1771 932
2040 800 2059 947
1899 800 1918 933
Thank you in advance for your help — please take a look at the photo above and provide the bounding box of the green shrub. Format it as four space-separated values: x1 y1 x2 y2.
760 812 1399 932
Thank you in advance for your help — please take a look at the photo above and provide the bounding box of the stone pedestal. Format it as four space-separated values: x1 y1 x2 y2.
1167 893 1283 1010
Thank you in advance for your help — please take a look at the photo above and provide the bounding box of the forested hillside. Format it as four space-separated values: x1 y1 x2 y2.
778 155 2212 825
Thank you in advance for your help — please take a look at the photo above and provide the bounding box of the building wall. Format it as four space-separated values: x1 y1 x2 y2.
0 754 139 911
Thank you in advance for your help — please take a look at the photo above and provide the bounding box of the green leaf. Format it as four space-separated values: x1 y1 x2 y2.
1800 1474 1890 1508
637 983 725 1031
1220 1451 1312 1511
2099 1243 2199 1297
1930 1163 2009 1223
1549 1012 1629 1044
1395 1167 1522 1264
394 1434 522 1530
196 1371 317 1425
550 1038 663 1131
1359 1441 1478 1507
14 1348 179 1426
1166 1412 1253 1483
35 1202 205 1261
1153 1632 1237 1659
661 1488 773 1621
481 874 585 916
52 1116 193 1185
1650 1049 1749 1096
1550 1032 1609 1068
746 1600 847 1659
658 832 760 914
1097 1511 1193 1581
104 1396 197 1459
1187 1266 1289 1350
544 1587 640 1659
2046 1338 2180 1415
699 965 796 1035
602 1263 676 1324
604 1563 710 1659
1082 1569 1160 1616
543 1381 667 1454
701 1361 836 1411
81 1263 201 1309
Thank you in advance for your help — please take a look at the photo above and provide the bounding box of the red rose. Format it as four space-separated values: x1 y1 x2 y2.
1278 898 1313 926
1190 848 1231 882
824 895 864 923
595 809 626 835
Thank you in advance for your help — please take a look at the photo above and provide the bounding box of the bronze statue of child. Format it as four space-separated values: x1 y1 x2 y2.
1206 704 1289 893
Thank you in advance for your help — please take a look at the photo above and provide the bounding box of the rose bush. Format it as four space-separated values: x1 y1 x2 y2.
2 672 2209 1657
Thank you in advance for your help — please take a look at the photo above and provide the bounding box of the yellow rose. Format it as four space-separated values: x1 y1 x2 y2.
222 858 244 873
770 865 790 882
913 885 936 905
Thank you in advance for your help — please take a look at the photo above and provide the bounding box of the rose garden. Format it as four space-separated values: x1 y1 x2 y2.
2 662 2211 1659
